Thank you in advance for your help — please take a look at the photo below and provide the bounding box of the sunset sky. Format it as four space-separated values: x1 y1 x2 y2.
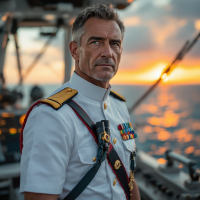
3 0 200 85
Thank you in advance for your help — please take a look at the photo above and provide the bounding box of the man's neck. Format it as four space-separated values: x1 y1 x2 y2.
74 70 110 89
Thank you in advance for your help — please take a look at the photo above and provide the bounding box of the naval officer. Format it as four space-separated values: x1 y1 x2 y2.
20 4 141 200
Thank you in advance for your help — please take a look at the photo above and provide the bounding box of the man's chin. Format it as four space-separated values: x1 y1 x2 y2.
92 72 114 82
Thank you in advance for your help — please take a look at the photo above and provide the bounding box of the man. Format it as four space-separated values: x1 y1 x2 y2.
20 4 141 200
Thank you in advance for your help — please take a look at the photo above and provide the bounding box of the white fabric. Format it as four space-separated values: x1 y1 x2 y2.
20 72 136 200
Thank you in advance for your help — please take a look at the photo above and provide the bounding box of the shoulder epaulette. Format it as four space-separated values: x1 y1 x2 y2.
110 90 126 102
41 87 78 110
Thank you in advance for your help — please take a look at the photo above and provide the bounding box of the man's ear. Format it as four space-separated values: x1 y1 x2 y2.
69 41 79 61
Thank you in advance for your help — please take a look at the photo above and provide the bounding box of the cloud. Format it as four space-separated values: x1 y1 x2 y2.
188 41 200 58
119 0 200 60
195 19 200 30
127 0 200 20
163 21 200 58
123 26 156 53
123 16 141 27
169 0 200 19
176 22 197 40
153 0 172 7
145 18 183 45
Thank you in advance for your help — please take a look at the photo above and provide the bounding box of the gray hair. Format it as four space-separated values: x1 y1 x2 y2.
72 4 125 46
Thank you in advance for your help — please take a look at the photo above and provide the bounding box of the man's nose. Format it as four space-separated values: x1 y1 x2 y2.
100 43 112 58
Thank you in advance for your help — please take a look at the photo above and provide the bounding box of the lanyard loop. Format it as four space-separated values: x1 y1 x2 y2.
96 121 110 163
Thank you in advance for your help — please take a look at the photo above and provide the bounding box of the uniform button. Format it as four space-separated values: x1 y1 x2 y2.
104 103 107 110
67 88 72 92
93 157 96 162
113 138 117 145
113 179 117 186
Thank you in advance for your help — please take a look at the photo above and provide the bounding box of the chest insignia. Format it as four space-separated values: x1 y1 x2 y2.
118 122 137 141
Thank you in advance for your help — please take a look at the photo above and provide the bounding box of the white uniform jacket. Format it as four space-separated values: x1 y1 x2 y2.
20 72 136 200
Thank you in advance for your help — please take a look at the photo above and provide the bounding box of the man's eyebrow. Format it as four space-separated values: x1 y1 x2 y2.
110 39 121 45
87 36 105 42
87 36 121 44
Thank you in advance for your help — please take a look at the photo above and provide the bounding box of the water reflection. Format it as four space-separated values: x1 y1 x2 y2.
133 85 200 169
147 110 180 127
173 129 193 142
185 146 195 154
157 158 167 164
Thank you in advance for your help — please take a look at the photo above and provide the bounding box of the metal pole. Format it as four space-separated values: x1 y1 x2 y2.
14 33 22 85
64 25 72 83
0 16 12 87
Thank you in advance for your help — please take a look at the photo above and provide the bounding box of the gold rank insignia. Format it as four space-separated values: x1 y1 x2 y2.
41 87 78 110
114 160 121 170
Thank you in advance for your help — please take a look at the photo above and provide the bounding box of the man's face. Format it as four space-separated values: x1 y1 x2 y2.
76 18 123 82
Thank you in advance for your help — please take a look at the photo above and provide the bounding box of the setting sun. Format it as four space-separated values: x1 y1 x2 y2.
111 62 200 85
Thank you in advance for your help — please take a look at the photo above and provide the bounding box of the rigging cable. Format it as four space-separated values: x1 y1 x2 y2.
12 19 23 87
129 32 200 113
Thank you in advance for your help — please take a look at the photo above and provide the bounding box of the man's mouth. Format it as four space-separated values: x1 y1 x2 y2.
96 63 113 67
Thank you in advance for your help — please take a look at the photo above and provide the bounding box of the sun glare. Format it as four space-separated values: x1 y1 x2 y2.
111 62 200 85
162 73 170 82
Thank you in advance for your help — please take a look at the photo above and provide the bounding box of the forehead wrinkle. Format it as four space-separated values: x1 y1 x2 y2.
91 27 120 38
87 30 121 41
82 18 122 45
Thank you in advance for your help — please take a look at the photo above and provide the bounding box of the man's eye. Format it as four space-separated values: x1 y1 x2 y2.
91 41 99 44
111 43 119 47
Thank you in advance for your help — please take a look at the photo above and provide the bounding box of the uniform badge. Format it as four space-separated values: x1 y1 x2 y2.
118 122 137 141
114 160 121 170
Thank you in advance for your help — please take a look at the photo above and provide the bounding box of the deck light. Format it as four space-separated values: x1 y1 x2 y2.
19 114 26 125
9 128 17 135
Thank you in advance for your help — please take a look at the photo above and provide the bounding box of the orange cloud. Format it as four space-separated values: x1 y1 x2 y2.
123 16 141 27
145 18 187 45
195 19 200 30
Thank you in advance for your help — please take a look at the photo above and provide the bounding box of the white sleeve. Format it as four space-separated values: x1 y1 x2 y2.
20 104 73 194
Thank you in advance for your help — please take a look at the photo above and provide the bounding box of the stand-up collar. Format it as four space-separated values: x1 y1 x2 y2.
69 72 111 102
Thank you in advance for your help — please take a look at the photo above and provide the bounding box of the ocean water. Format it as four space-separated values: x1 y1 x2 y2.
114 84 200 172
6 84 200 171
